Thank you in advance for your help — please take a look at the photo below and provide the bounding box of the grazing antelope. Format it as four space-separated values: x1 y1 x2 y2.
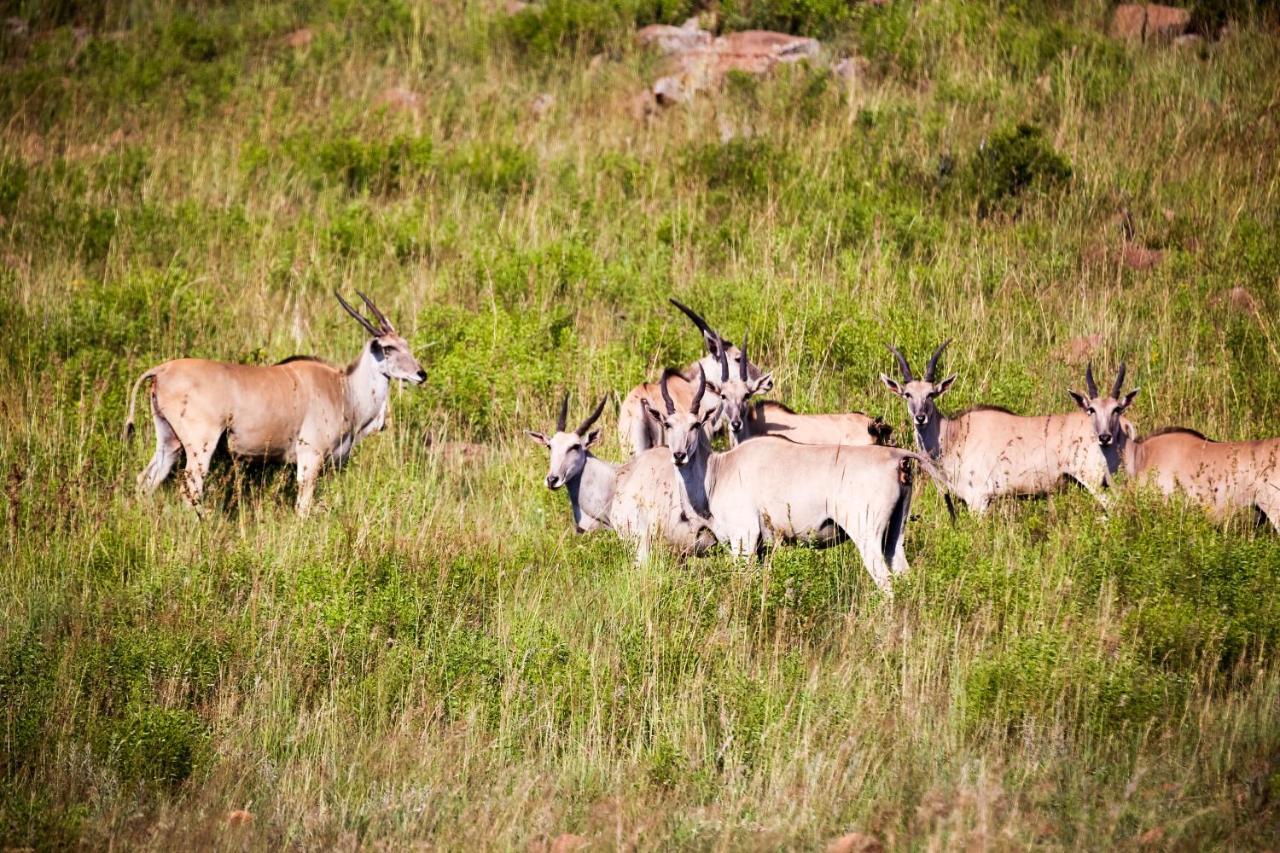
642 367 952 592
123 291 426 516
1075 364 1280 530
618 299 771 454
880 341 1112 514
527 394 715 561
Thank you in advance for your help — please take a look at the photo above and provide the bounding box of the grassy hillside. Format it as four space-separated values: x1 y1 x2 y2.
3 0 1280 848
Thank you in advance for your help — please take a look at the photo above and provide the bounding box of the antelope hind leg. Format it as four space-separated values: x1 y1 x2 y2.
138 406 182 494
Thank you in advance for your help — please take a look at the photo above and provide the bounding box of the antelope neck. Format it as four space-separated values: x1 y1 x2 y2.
345 343 391 434
566 452 617 530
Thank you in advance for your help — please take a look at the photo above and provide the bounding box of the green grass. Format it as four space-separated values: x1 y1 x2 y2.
3 0 1280 848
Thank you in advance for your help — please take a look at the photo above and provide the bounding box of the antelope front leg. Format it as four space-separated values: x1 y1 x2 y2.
295 448 324 517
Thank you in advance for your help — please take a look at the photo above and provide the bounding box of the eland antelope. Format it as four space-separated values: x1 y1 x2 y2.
618 299 771 454
1075 364 1280 530
123 291 425 516
880 341 1112 514
720 331 892 447
642 367 952 592
528 394 715 561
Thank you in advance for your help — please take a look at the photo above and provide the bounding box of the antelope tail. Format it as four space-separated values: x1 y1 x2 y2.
902 451 958 524
122 368 158 441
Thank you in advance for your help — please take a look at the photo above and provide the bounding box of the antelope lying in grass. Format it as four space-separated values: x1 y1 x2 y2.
1074 364 1280 530
123 291 425 516
642 367 951 592
618 299 770 454
880 341 1111 514
528 394 715 561
716 332 892 447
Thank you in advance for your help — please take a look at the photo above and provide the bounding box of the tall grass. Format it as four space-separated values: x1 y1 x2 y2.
2 0 1280 848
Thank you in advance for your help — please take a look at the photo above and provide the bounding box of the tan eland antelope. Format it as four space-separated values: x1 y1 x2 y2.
1074 364 1280 530
720 332 892 447
880 341 1112 514
618 299 771 454
123 291 425 516
642 366 952 592
528 394 715 561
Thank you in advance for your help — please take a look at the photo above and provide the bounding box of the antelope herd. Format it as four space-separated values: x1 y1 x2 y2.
125 293 1280 591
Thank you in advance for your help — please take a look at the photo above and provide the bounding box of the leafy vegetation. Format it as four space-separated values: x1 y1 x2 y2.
2 0 1280 848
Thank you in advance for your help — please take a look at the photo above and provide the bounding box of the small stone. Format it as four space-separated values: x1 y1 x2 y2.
826 831 884 853
1138 826 1165 846
376 86 422 113
636 23 712 55
530 92 554 119
285 27 313 48
1059 334 1104 362
1122 243 1164 270
1110 4 1191 43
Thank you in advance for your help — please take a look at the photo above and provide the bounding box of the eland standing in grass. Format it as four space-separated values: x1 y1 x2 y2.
644 367 951 592
1074 364 1280 530
123 291 426 516
528 393 714 561
881 341 1113 514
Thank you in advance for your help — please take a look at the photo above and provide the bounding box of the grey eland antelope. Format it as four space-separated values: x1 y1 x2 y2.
528 394 715 561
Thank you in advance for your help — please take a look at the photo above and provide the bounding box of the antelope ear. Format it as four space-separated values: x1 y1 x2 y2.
526 430 550 447
639 398 659 422
752 373 774 394
585 429 601 448
370 339 386 361
936 374 957 396
1067 389 1089 410
1121 387 1141 409
879 374 903 396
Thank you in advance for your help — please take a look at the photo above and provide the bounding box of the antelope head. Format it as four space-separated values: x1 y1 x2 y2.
880 340 956 428
707 330 773 444
1068 362 1139 448
640 367 713 468
527 393 608 490
336 290 427 384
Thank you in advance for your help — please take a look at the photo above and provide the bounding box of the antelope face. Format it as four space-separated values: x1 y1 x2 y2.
1069 362 1139 448
642 366 714 468
881 376 955 428
528 430 597 489
709 372 773 444
371 333 427 385
645 404 712 468
707 330 772 445
527 394 608 489
880 340 956 431
335 290 426 384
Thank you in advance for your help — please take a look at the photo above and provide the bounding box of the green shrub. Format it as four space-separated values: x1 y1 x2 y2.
94 704 210 787
965 123 1072 216
499 0 695 62
720 0 856 37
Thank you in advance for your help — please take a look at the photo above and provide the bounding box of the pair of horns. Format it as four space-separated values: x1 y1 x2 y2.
1085 362 1127 398
888 339 951 383
335 290 394 337
674 298 752 383
670 297 735 356
555 393 607 435
659 366 706 416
